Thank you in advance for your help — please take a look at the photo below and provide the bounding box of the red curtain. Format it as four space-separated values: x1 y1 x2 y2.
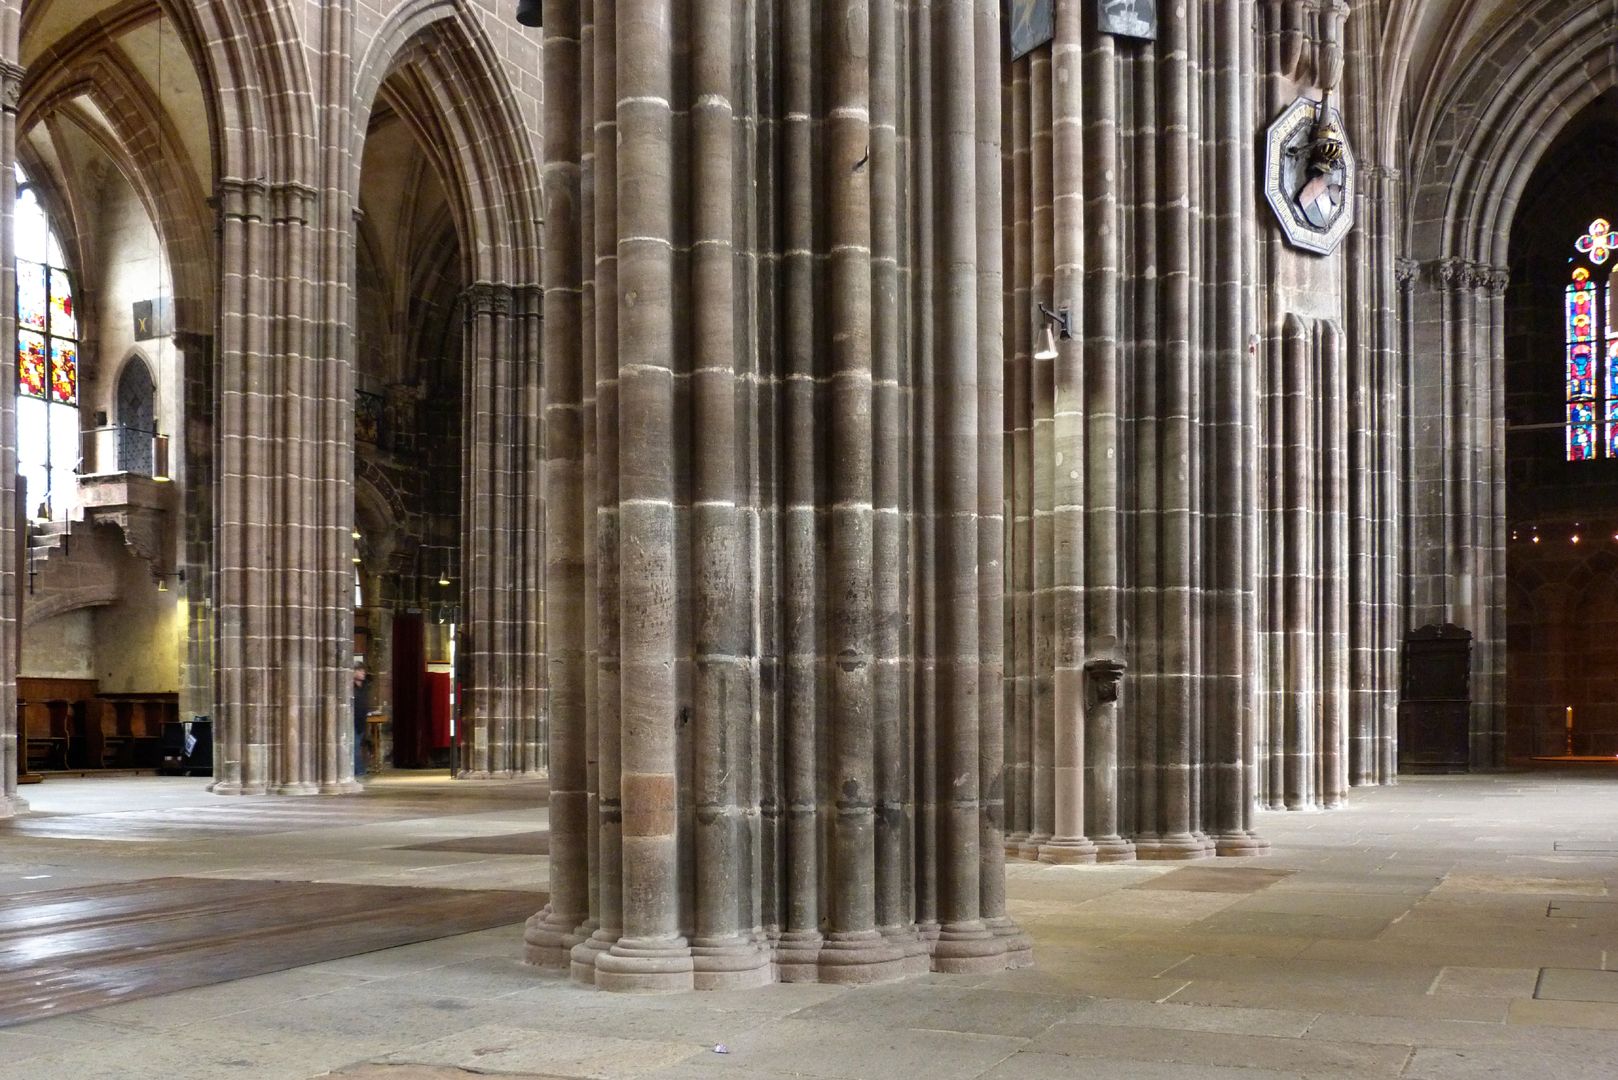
390 613 428 767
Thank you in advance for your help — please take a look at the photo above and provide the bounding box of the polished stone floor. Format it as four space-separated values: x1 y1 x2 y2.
2 771 1617 1079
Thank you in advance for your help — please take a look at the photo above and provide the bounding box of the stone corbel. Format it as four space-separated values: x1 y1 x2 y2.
1278 1 1351 91
1394 258 1419 290
0 61 25 115
1279 1 1309 81
1084 657 1127 708
99 507 172 578
1313 0 1350 93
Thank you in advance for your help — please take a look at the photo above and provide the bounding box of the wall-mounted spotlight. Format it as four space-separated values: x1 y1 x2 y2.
1035 302 1073 361
516 0 542 27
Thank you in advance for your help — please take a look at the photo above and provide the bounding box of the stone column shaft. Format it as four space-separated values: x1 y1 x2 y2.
1042 0 1096 867
0 49 22 818
1081 16 1132 864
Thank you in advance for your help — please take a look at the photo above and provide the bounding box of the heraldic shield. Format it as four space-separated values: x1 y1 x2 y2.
1264 96 1356 256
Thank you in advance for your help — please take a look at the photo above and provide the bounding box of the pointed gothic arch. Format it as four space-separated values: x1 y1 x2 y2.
1401 0 1618 768
348 0 544 779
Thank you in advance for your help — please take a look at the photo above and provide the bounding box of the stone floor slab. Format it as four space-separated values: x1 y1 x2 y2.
1535 967 1618 1003
1431 966 1541 998
1030 1021 1413 1075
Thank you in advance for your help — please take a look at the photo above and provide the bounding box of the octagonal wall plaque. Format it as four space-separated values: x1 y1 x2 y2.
1264 96 1356 256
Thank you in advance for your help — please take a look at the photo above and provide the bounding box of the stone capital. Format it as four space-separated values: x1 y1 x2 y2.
1436 257 1470 291
0 61 24 114
464 281 514 317
1394 257 1420 290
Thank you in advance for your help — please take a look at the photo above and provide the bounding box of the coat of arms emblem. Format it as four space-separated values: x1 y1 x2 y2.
1264 96 1355 256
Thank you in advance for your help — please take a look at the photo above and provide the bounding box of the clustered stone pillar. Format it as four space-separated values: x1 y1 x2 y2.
459 281 546 778
1002 1 1273 858
0 41 24 819
1250 1 1404 810
528 0 1031 991
208 171 359 797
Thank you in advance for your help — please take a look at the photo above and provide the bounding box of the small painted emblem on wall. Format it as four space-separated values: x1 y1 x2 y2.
1006 0 1054 60
1098 0 1156 40
1263 96 1356 256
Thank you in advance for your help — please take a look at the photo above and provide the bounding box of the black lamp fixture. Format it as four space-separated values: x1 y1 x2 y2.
1035 302 1073 360
516 0 542 28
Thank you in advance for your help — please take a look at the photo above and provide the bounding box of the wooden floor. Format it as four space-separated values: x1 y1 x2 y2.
0 877 546 1027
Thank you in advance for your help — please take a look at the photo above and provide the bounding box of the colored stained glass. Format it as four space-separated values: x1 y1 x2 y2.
1569 281 1597 341
13 169 82 519
49 339 76 405
1577 219 1616 265
16 260 45 333
1569 344 1595 399
48 270 75 338
1570 422 1598 461
18 331 46 398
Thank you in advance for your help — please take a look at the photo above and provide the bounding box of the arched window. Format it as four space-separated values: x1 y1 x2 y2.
116 356 156 474
14 165 79 514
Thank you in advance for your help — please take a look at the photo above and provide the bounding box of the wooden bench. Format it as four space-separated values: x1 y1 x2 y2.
19 678 97 772
17 679 179 771
97 694 179 768
21 700 69 771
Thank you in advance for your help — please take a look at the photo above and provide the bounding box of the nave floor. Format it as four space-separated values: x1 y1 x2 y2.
2 772 1617 1079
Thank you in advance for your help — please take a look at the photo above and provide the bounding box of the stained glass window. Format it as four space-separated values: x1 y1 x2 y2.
14 165 80 515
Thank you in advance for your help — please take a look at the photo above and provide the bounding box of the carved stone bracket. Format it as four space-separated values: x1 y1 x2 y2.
1436 257 1470 291
464 281 514 317
1394 258 1420 290
1278 0 1352 89
1084 657 1127 708
0 61 25 114
77 474 176 580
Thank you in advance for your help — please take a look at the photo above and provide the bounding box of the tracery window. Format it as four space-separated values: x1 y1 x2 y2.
14 165 79 514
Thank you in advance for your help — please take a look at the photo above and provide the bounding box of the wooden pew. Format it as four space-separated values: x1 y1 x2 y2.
21 700 68 771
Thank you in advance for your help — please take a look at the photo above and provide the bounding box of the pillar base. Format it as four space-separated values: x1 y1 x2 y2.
1003 831 1030 859
273 782 320 795
932 921 1008 975
1019 832 1050 861
985 915 1035 969
569 924 614 984
691 935 773 990
594 936 695 993
0 793 28 818
1135 833 1211 861
817 930 906 985
1038 836 1098 864
209 780 266 796
1091 834 1137 863
524 907 587 969
881 924 932 976
319 780 364 795
773 930 823 982
1213 831 1271 857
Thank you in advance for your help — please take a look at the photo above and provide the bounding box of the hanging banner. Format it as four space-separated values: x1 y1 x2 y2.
1098 0 1157 41
1007 0 1055 60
